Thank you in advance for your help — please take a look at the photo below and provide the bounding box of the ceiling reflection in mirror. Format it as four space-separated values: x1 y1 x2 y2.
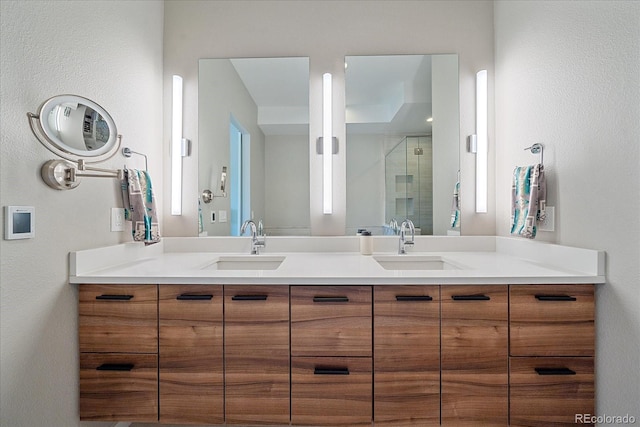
345 54 460 236
198 57 310 236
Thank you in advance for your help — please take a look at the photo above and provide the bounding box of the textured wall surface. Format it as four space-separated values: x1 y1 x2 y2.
0 1 164 426
495 0 640 420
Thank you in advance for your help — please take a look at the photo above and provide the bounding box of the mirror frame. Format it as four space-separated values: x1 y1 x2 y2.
28 94 120 163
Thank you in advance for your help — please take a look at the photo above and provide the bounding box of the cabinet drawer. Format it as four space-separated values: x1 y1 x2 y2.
291 286 372 357
225 285 290 425
159 285 223 425
441 285 508 426
510 285 594 356
510 357 594 426
79 285 157 353
374 285 440 426
291 356 372 426
80 353 158 422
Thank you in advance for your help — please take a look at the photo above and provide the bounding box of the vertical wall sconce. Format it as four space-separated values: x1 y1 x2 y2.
474 69 488 213
171 75 187 216
322 72 333 214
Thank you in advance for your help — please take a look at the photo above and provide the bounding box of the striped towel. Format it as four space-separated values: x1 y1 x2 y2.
510 164 546 239
121 169 161 245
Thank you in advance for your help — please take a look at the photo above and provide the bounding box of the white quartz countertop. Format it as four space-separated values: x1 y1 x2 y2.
69 236 606 285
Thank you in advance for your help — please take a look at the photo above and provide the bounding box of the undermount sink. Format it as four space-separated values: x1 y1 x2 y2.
204 255 285 271
373 255 464 271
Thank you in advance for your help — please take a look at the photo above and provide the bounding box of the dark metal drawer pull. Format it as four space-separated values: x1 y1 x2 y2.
535 367 576 376
313 296 349 303
96 294 133 301
314 367 350 375
177 294 213 300
96 363 134 371
535 294 577 301
452 294 490 301
231 295 268 301
396 295 433 302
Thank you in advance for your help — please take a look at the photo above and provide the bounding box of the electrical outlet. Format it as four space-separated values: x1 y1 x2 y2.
111 208 125 232
210 211 216 223
538 206 555 232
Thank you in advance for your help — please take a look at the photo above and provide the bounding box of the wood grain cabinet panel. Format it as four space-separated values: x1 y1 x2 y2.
510 357 595 427
79 353 158 422
159 285 223 425
374 285 440 426
291 285 372 357
224 285 290 425
79 284 157 353
441 285 509 426
291 356 372 426
510 284 594 356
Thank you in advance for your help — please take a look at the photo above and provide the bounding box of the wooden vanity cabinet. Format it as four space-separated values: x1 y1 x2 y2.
291 286 373 426
509 284 595 427
78 284 158 422
158 285 223 425
224 285 290 425
373 285 440 426
441 285 509 426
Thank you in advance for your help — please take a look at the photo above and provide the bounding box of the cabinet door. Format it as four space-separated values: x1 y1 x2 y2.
441 285 508 426
291 285 372 357
159 285 223 425
79 284 157 353
291 356 372 426
374 285 440 426
510 284 594 356
224 285 290 425
510 357 594 427
80 353 158 422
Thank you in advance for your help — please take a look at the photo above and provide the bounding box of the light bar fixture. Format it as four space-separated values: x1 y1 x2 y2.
322 72 333 214
475 69 488 213
171 75 184 215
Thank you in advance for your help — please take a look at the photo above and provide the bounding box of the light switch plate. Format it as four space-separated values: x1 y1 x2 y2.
219 210 227 223
538 206 555 232
111 208 125 232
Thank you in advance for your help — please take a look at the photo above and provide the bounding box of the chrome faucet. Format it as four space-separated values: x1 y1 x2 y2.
240 220 266 255
398 219 415 254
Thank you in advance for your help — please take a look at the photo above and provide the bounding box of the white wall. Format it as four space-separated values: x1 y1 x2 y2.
0 1 164 426
162 0 495 237
495 0 640 421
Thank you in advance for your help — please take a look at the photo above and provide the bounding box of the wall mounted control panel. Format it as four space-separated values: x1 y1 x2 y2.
4 206 35 240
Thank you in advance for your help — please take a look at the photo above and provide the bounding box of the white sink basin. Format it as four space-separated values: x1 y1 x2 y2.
204 255 285 270
373 255 464 271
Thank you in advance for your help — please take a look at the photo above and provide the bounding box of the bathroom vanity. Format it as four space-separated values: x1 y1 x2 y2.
71 236 603 426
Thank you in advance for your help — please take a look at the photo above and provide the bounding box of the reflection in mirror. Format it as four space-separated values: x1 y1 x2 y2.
345 54 460 236
198 58 310 236
28 94 120 162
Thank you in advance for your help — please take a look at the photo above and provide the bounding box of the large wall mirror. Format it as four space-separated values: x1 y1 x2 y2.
198 57 310 236
345 54 461 235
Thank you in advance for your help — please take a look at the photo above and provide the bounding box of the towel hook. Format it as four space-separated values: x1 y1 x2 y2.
524 143 544 165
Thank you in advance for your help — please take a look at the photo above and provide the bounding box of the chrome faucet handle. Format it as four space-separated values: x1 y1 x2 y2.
241 220 265 255
257 219 264 236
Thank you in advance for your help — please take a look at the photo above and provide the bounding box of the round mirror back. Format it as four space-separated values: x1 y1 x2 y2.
34 95 119 162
